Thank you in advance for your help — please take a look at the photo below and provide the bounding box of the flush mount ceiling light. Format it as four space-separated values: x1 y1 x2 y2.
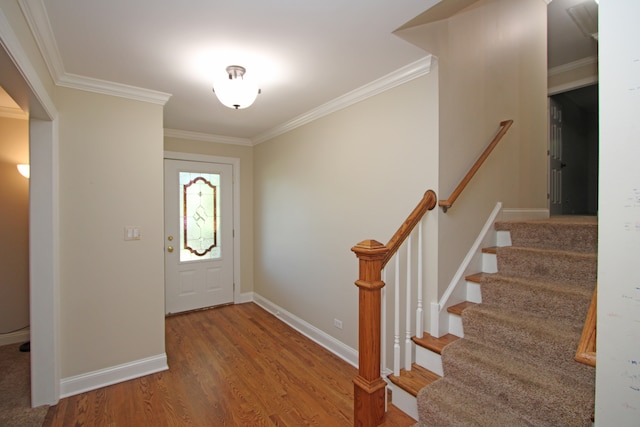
213 65 261 110
17 164 30 179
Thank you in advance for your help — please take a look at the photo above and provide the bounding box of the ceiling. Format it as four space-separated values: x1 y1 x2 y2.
548 0 598 69
4 0 597 143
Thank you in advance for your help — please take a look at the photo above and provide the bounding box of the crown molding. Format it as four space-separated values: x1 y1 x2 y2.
164 128 252 146
0 2 57 120
19 0 171 106
18 0 65 82
252 55 433 145
58 73 171 105
548 56 598 77
0 106 29 120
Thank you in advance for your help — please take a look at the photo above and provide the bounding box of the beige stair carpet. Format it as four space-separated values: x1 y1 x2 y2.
415 216 597 427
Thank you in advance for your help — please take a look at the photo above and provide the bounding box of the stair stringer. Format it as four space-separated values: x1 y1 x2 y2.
390 206 549 418
429 202 504 339
421 206 549 374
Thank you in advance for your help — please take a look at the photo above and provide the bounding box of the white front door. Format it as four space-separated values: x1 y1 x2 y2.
164 159 234 314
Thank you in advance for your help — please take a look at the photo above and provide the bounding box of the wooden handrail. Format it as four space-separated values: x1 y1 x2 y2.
439 120 513 212
575 286 597 367
351 189 437 427
383 190 438 268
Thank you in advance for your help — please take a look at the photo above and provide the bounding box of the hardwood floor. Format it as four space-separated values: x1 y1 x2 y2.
43 303 416 426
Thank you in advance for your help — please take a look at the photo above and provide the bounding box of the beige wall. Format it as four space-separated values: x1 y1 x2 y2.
163 138 254 294
397 0 548 294
253 74 439 350
0 116 29 334
57 87 165 377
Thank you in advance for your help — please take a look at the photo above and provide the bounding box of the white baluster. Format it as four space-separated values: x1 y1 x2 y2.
381 267 387 377
393 254 400 377
382 267 389 412
416 220 424 338
405 234 412 371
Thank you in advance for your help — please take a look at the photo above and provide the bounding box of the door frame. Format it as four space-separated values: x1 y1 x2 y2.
163 151 241 304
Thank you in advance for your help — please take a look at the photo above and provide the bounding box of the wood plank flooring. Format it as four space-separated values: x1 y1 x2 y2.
43 303 416 426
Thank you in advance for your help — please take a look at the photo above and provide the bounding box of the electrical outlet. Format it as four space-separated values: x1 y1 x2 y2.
334 318 343 329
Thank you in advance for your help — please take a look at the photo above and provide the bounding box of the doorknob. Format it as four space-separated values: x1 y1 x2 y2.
167 246 174 253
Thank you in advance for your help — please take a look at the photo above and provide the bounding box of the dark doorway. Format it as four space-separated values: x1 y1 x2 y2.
549 84 599 215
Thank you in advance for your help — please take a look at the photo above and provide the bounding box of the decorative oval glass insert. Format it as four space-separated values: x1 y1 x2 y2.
179 172 221 261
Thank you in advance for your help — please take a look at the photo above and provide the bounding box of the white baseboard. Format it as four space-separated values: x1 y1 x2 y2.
252 293 359 368
237 291 254 304
60 353 168 398
0 328 29 346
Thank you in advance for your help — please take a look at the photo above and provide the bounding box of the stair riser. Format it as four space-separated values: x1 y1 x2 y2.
448 313 464 337
480 277 592 323
497 247 597 287
466 281 482 303
482 252 497 273
388 383 419 420
415 346 444 377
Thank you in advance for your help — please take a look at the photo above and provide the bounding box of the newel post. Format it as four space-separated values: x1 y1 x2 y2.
351 239 389 427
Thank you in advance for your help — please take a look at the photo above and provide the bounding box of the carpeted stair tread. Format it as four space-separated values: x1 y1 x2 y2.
440 339 595 426
415 377 537 427
497 246 597 287
495 217 597 253
414 218 596 426
480 273 593 323
461 304 594 383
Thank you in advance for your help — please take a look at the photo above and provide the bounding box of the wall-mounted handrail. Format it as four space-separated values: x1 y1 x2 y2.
439 120 513 213
575 286 597 367
351 189 437 427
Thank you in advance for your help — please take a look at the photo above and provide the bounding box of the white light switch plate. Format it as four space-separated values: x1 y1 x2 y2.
124 226 141 241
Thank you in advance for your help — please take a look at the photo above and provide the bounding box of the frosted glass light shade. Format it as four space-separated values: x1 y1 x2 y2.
17 164 30 178
213 66 259 109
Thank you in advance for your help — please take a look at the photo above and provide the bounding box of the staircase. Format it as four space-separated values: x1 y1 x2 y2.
391 216 597 426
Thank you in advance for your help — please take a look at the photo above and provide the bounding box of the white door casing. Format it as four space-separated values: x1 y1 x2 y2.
164 158 234 314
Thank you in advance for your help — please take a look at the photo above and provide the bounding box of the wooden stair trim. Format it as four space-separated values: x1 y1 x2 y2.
412 333 460 354
465 272 492 283
388 363 441 397
482 246 498 254
575 286 597 367
447 301 476 316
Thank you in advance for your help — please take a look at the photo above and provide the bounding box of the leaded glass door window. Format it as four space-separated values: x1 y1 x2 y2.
180 172 221 262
